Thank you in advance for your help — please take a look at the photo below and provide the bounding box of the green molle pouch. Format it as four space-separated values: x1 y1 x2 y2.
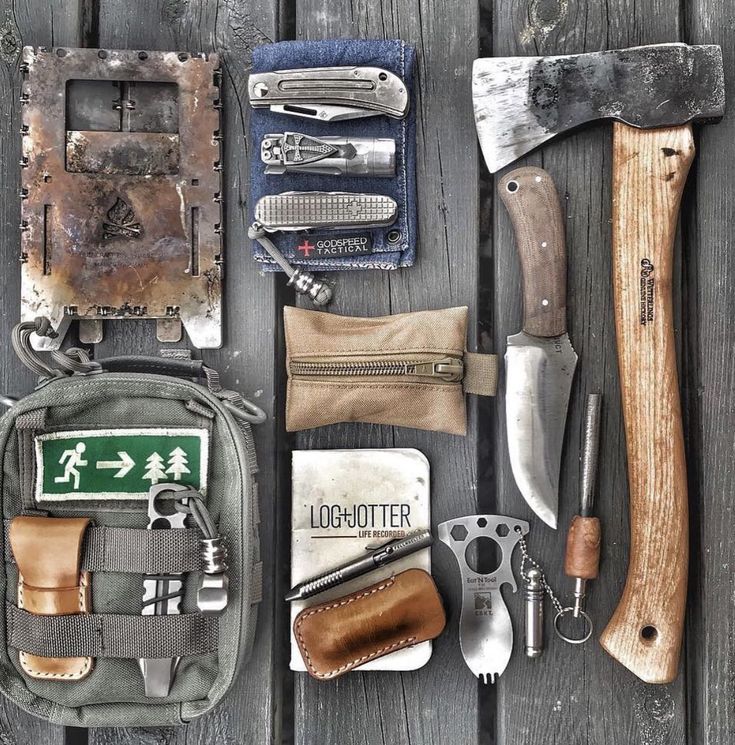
0 322 265 726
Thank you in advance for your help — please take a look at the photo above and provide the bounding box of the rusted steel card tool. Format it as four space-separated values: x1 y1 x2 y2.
248 66 409 121
20 47 223 350
473 43 725 683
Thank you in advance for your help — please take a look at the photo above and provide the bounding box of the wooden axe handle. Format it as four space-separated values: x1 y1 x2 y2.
599 122 693 684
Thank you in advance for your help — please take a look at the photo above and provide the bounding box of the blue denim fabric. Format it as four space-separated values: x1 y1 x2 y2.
250 39 417 271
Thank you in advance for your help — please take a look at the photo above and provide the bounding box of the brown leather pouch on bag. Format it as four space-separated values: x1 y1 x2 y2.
284 305 497 435
293 568 446 680
9 516 92 681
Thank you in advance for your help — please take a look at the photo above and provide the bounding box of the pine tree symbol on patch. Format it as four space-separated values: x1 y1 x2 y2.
143 452 167 485
166 447 191 481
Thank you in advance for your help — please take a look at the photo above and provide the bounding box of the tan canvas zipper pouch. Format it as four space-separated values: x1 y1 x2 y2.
284 306 497 435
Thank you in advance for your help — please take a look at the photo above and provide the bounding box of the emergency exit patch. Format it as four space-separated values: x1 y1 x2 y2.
34 428 208 501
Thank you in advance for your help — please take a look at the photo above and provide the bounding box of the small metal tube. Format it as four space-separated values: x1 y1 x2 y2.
572 576 587 618
524 567 544 657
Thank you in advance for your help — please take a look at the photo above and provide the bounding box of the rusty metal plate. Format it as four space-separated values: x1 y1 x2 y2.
20 46 223 349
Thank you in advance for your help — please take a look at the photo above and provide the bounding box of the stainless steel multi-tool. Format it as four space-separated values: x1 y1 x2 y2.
248 66 409 121
254 192 397 232
261 132 396 178
139 483 189 698
438 515 529 684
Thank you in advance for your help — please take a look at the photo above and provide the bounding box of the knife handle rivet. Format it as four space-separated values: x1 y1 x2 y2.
541 241 548 248
542 299 549 307
506 180 519 193
535 175 542 182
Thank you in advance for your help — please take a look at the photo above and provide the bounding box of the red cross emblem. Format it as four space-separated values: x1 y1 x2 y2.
297 239 315 257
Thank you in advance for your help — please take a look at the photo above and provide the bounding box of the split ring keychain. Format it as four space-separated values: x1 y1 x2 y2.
518 393 602 652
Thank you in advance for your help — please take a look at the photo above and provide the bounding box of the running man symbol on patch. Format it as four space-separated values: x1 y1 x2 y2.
35 428 209 501
53 442 88 490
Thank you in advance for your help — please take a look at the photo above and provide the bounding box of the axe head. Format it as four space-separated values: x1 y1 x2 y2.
473 43 725 173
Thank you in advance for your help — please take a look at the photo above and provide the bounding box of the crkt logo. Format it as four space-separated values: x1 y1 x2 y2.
639 258 655 325
291 233 373 259
474 592 493 616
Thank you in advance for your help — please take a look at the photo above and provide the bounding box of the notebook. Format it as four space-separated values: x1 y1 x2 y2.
290 448 432 672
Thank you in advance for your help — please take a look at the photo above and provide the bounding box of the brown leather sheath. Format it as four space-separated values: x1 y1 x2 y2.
294 568 446 680
9 516 93 680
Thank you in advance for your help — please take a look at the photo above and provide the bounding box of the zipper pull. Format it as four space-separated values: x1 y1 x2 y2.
412 357 464 382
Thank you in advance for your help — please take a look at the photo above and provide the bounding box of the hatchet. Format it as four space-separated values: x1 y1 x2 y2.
473 43 725 684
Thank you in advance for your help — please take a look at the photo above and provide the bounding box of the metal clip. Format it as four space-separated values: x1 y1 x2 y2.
261 132 396 178
197 536 229 615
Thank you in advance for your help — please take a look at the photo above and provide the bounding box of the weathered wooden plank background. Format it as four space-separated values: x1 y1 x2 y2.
0 0 732 743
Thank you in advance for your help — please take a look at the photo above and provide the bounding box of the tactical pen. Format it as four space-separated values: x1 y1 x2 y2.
285 529 433 602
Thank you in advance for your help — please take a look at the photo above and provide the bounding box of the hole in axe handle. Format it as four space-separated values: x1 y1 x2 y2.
640 625 659 644
506 180 519 193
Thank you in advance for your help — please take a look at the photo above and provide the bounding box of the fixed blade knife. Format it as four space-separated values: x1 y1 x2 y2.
499 167 577 529
248 66 409 121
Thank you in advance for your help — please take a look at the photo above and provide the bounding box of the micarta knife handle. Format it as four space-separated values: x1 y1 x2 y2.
498 167 568 338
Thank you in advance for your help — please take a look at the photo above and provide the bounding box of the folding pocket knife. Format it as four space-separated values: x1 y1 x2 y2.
248 66 409 121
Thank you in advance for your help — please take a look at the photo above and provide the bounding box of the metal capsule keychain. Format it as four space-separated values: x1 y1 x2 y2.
519 393 602 654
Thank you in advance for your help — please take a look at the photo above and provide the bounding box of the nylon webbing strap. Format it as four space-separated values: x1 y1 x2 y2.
4 522 202 574
463 352 498 397
7 605 218 658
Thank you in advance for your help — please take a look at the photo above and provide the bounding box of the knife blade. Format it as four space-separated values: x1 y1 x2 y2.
499 167 577 529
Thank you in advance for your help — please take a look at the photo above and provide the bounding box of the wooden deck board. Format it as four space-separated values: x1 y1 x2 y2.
491 2 687 744
0 1 80 742
0 0 731 742
291 1 482 744
85 1 281 744
684 3 735 744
